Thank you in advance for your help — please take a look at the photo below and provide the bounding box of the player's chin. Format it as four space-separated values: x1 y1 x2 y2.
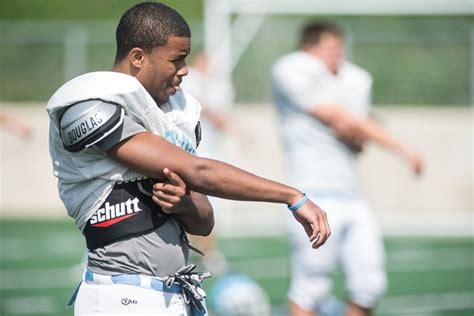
162 88 178 101
156 93 172 104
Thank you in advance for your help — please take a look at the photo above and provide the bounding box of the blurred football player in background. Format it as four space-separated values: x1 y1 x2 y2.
272 21 423 316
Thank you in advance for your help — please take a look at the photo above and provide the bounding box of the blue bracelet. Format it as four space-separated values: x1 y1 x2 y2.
288 194 309 212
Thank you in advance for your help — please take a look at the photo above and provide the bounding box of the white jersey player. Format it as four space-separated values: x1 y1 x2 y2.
272 22 423 316
48 70 210 315
46 3 330 315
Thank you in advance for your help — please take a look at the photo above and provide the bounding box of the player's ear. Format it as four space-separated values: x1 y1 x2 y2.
130 48 146 69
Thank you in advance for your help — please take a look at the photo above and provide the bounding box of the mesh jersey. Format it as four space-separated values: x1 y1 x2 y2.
47 71 201 231
272 51 372 193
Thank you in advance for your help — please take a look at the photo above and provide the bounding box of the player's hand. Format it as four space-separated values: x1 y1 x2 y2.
292 198 331 249
152 168 188 214
403 150 423 176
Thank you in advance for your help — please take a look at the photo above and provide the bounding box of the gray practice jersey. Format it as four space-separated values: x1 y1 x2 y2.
86 116 189 277
47 71 201 276
272 51 372 194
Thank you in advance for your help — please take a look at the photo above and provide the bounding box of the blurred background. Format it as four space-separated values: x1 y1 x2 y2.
0 0 472 315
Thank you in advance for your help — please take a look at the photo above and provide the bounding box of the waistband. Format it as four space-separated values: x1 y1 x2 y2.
74 265 210 314
83 269 182 294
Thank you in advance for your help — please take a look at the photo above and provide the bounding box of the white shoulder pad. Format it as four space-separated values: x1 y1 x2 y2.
59 99 124 152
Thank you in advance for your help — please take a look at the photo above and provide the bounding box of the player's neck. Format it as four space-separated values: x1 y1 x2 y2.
111 62 132 76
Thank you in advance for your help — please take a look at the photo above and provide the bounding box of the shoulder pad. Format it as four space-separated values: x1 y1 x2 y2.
59 99 124 152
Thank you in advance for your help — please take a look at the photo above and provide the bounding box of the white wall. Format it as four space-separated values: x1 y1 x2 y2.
0 104 472 235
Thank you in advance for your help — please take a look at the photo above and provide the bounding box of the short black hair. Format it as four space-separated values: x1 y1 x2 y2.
114 2 191 63
300 21 344 47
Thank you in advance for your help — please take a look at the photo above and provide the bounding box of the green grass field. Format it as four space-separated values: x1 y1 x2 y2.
0 219 472 316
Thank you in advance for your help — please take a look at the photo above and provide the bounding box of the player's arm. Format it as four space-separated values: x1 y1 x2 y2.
152 168 214 236
107 132 330 249
308 104 422 174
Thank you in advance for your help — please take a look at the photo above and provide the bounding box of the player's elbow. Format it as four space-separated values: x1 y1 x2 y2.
187 213 215 236
196 200 215 236
198 217 215 237
186 157 220 193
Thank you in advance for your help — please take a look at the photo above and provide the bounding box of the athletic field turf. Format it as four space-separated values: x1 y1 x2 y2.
0 219 472 315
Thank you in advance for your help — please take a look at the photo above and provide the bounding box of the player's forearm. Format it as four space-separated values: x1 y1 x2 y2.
310 105 408 155
355 117 407 155
186 157 303 206
354 117 423 174
173 192 214 236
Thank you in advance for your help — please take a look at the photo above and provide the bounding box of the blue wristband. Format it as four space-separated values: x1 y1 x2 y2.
288 194 309 212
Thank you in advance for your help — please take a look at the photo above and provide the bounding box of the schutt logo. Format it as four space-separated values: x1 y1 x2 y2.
89 198 142 227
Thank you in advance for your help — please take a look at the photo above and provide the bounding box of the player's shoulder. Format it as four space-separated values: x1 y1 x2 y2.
54 71 140 94
47 71 142 111
273 51 325 78
341 61 372 83
274 51 322 69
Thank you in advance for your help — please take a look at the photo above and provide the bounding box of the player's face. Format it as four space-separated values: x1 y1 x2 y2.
313 33 344 74
141 36 190 104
